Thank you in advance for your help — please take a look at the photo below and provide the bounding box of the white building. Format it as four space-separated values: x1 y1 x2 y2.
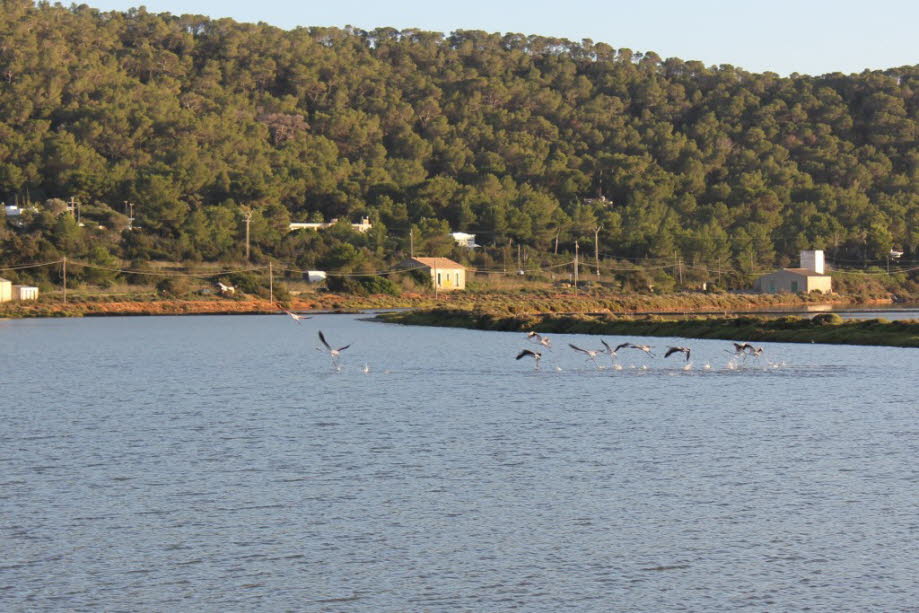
12 285 39 301
0 277 11 302
754 250 832 294
451 232 479 248
289 217 372 233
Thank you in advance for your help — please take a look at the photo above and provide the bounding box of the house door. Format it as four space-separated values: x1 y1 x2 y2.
791 280 799 292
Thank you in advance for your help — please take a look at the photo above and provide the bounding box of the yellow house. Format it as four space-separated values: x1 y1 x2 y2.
401 257 466 290
0 277 11 302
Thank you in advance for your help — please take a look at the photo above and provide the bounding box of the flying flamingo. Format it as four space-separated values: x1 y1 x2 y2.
627 343 656 358
516 349 542 370
664 346 691 361
318 330 351 367
527 331 552 349
279 305 311 324
569 343 604 369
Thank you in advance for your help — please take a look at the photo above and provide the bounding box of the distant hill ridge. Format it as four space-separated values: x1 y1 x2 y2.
0 0 916 280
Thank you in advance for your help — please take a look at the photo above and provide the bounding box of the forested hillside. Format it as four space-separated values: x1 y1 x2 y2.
1 1 917 286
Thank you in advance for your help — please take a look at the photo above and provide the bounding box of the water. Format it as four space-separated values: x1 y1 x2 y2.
1 314 917 611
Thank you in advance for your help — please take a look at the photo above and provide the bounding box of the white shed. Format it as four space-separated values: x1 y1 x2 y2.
13 285 39 301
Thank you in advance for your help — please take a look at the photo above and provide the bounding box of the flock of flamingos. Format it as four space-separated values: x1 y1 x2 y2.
278 305 766 371
516 331 764 370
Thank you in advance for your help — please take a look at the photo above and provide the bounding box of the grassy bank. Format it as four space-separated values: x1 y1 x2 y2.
376 308 919 348
0 287 866 319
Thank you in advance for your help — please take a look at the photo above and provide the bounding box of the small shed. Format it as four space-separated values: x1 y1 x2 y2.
401 257 466 291
0 277 11 302
12 285 38 301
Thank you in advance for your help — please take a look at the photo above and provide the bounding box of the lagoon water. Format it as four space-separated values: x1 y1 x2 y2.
1 314 917 611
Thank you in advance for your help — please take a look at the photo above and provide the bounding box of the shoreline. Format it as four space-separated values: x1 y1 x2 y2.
375 308 919 348
0 291 899 320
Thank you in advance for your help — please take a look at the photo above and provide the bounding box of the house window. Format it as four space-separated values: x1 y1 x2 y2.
768 281 775 293
437 272 441 286
456 273 460 286
791 280 799 292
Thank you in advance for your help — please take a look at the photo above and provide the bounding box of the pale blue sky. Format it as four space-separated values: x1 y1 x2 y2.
84 0 917 76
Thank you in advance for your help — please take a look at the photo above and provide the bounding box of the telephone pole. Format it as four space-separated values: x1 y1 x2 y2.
123 201 135 229
68 197 80 224
62 257 67 304
241 207 254 262
269 261 274 304
409 228 414 257
594 225 601 277
574 240 579 295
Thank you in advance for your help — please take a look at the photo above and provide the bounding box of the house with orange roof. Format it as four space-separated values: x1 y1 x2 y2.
400 257 466 291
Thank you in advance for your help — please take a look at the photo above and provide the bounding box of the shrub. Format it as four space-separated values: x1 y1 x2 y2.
326 275 400 296
156 276 191 297
812 313 844 325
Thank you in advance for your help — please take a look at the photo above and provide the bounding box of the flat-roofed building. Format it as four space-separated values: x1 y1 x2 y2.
755 250 832 294
451 232 478 248
13 285 39 301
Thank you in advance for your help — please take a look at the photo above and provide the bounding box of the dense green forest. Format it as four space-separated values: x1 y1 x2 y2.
1 0 917 290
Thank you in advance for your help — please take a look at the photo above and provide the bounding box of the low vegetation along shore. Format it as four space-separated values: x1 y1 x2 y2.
0 286 867 319
376 308 919 348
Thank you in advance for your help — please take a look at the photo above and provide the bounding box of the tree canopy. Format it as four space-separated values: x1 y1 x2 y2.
1 2 917 284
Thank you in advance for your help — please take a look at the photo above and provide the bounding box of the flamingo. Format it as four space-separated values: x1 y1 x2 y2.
627 343 656 358
569 343 604 369
318 330 351 367
600 340 627 367
516 349 542 370
727 342 754 356
279 305 311 324
664 346 691 361
526 331 552 349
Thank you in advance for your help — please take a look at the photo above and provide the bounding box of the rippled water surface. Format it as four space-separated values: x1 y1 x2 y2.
2 314 917 611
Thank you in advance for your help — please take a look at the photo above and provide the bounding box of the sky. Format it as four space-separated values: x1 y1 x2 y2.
82 0 918 76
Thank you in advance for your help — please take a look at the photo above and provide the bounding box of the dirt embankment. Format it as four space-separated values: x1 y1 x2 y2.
0 290 883 319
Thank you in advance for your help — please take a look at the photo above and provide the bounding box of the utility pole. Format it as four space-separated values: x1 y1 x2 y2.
409 228 414 258
123 201 135 229
594 225 601 277
269 261 274 304
574 240 579 295
62 257 67 304
241 207 254 262
554 230 559 255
